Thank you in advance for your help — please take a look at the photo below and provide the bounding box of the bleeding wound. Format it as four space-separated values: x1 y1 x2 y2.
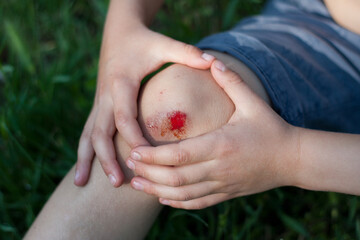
145 111 188 140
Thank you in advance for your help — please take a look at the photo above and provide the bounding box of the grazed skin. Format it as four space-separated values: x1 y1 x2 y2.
137 64 235 145
145 111 188 140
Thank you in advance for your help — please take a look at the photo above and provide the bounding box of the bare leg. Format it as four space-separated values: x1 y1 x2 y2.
24 139 161 240
24 52 270 239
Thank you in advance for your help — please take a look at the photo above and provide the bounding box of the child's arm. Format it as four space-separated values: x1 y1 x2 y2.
324 0 360 34
75 0 215 188
128 61 360 209
295 128 360 195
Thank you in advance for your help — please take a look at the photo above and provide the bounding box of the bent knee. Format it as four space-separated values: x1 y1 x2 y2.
138 64 235 145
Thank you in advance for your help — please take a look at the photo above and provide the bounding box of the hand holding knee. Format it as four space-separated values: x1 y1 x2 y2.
75 18 215 187
127 61 300 209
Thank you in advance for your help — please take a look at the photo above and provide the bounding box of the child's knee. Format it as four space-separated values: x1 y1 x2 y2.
138 64 235 145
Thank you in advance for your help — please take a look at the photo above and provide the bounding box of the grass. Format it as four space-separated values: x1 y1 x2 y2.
0 0 359 239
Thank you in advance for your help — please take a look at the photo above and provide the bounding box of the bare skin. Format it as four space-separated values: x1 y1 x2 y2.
130 61 360 209
25 54 245 239
76 0 360 191
25 58 360 238
26 0 360 238
75 0 215 188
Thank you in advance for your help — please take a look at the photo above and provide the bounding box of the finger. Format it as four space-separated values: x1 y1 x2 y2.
126 159 213 187
161 37 215 69
112 78 149 148
130 131 218 165
130 177 219 202
75 110 96 186
91 104 124 187
159 193 230 210
211 60 262 114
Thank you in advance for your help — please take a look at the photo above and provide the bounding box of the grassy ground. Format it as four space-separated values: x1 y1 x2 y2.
0 0 359 239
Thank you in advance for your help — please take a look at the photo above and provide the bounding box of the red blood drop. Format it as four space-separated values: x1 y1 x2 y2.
168 111 186 131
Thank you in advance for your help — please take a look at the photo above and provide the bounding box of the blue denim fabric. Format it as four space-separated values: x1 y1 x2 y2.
197 0 360 133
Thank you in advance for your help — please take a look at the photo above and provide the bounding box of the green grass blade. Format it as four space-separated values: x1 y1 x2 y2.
222 0 240 30
356 218 360 240
4 20 35 74
170 210 209 228
279 212 310 238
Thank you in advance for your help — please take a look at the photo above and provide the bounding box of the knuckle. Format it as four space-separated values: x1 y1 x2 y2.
91 127 105 143
98 158 113 175
113 76 138 89
194 201 207 210
220 142 234 157
81 129 92 141
173 148 189 165
109 75 138 96
114 111 129 129
217 165 235 181
216 131 234 157
136 165 148 179
97 95 112 106
144 150 156 164
97 81 107 97
146 184 159 197
148 152 156 164
141 170 150 180
188 201 206 210
179 189 192 201
228 72 244 85
111 79 121 94
100 160 112 171
111 76 125 88
105 67 125 80
183 43 199 55
168 173 184 187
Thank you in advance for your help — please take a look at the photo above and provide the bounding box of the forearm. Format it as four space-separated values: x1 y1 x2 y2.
106 0 163 29
294 128 360 195
101 0 163 47
96 0 164 97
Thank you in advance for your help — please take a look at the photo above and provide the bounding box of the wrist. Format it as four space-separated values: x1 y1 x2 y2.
274 125 303 188
107 0 162 27
105 0 147 33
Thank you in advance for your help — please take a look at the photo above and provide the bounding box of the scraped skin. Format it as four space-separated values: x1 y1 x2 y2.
138 63 237 145
24 51 269 239
145 111 188 140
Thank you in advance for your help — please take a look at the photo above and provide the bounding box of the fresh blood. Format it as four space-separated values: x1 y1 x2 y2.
168 111 186 131
146 111 187 140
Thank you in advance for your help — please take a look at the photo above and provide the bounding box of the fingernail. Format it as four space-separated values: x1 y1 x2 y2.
214 60 226 72
131 151 142 161
75 170 80 182
201 52 215 62
132 180 144 191
126 159 135 170
108 174 117 186
160 198 170 205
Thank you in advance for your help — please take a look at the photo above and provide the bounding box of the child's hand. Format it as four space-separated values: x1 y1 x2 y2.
75 21 214 187
127 60 300 209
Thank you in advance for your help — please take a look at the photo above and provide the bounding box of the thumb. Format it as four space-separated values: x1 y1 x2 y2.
162 37 215 69
210 60 262 114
